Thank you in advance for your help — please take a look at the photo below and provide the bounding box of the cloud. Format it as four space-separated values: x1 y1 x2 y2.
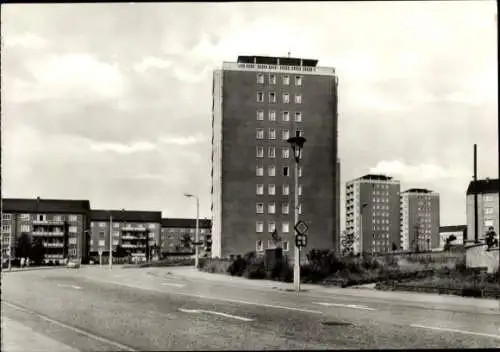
369 160 469 183
5 53 125 103
4 32 47 49
89 141 158 154
133 56 172 72
159 134 205 146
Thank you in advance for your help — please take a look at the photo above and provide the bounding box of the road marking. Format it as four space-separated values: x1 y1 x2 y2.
313 302 375 311
84 277 322 314
179 308 254 321
410 324 500 340
3 301 136 351
161 282 186 288
58 284 82 290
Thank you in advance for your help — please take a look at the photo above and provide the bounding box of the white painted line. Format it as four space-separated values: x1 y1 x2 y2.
410 324 500 340
179 308 254 321
313 302 375 311
3 301 136 351
161 282 186 288
58 284 82 290
84 277 322 314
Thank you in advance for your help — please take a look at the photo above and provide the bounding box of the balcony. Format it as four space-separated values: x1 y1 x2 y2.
32 231 64 237
122 235 138 240
223 62 336 76
122 226 147 232
33 220 65 225
122 243 137 249
43 242 64 248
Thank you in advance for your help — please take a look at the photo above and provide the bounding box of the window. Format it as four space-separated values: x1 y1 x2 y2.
282 184 290 196
256 146 264 158
269 74 276 85
256 240 263 252
20 214 30 221
298 185 303 196
256 110 264 120
268 184 276 195
256 203 264 214
113 231 120 237
99 231 105 237
20 224 30 232
113 223 120 229
295 94 302 104
256 164 264 176
281 147 289 159
268 221 276 233
257 92 264 102
282 202 289 214
484 219 494 227
2 214 11 221
98 240 105 247
294 112 302 122
37 214 47 221
485 207 494 214
268 128 276 140
256 184 264 195
256 221 264 233
256 128 264 139
283 76 290 85
298 166 303 178
113 240 119 246
282 129 290 140
53 215 62 221
282 241 289 251
269 110 276 121
90 239 94 246
69 226 77 233
299 203 303 214
283 93 290 104
98 222 106 228
268 202 276 214
267 240 276 249
295 76 302 86
283 166 290 177
269 92 276 103
297 129 304 137
280 111 290 122
282 222 290 233
268 165 276 177
2 225 11 233
69 238 77 245
257 73 264 84
484 195 494 202
69 215 78 222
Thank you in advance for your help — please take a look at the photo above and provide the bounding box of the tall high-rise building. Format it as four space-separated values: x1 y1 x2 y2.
400 189 440 251
211 55 340 258
345 175 401 254
466 178 499 242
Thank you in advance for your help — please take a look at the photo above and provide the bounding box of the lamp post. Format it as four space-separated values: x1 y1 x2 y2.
287 130 306 293
184 193 200 269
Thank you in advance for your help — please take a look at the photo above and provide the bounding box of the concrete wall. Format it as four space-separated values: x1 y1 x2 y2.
465 244 499 274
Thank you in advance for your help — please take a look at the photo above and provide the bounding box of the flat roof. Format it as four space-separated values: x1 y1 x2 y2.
91 210 162 223
161 218 211 229
237 55 319 67
2 198 91 214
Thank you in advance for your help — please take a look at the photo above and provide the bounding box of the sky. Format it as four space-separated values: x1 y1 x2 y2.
1 1 497 228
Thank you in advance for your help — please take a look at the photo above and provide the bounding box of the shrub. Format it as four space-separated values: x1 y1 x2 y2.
244 257 266 279
228 256 248 276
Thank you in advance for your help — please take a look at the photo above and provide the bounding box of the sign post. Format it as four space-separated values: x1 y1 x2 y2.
294 220 309 295
98 249 103 267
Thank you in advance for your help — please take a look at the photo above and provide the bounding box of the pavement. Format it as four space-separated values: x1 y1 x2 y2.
2 265 500 351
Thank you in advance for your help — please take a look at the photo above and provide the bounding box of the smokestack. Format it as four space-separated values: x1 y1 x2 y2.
473 144 479 243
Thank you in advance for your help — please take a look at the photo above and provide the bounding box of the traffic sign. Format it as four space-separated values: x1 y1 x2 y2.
294 220 309 236
295 234 308 247
98 248 103 256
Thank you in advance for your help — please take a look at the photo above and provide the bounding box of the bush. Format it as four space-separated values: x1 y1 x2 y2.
228 256 248 276
244 259 266 279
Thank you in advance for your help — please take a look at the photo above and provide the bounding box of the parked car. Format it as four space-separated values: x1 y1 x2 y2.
67 260 81 269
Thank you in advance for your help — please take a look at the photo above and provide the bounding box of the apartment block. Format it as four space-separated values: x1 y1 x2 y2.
345 175 401 254
400 189 440 251
160 218 212 255
439 225 467 249
211 55 340 258
89 210 161 259
1 198 91 263
466 178 499 242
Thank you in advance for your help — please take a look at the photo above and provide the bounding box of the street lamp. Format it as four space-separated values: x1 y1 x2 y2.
184 193 200 269
287 130 306 293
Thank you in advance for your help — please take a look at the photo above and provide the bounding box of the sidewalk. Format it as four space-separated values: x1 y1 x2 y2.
1 317 79 352
147 266 500 311
2 266 65 273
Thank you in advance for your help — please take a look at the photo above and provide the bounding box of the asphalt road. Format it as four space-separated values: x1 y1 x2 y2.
2 266 500 351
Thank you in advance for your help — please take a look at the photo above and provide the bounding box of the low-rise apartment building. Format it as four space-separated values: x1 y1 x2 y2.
439 225 467 249
466 178 499 243
160 218 212 256
89 210 162 260
1 197 91 263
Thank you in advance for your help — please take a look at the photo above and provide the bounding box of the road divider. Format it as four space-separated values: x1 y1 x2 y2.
179 308 254 322
313 302 375 311
57 284 82 290
410 324 500 340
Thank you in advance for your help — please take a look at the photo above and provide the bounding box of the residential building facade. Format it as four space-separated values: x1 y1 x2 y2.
466 178 499 243
345 175 401 254
400 189 440 251
439 225 467 249
211 55 340 258
89 210 162 260
160 218 212 256
1 198 91 263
